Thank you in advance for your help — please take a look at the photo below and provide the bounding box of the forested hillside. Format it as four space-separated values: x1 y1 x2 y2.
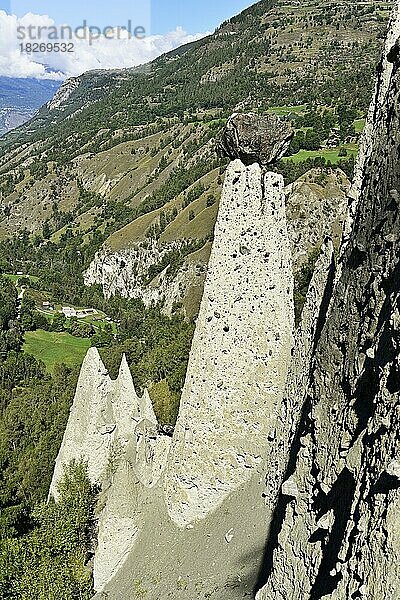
0 0 390 323
0 0 390 245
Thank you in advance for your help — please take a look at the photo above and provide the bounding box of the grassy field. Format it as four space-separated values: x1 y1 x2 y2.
23 330 91 373
354 118 366 133
283 145 359 164
268 104 306 116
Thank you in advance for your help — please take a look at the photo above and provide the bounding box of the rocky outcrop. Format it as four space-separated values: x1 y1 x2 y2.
50 348 172 592
165 161 294 527
49 348 115 499
84 239 182 303
257 2 400 598
84 239 209 319
264 238 335 510
218 112 294 166
49 348 169 496
47 77 80 111
285 168 349 270
344 0 400 263
55 156 298 597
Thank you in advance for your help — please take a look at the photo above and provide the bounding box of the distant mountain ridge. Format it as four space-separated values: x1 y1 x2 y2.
0 0 391 155
0 77 61 136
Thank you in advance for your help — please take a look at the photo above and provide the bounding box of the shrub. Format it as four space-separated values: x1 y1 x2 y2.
0 461 96 600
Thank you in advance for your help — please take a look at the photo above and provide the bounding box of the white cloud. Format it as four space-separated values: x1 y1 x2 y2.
0 10 207 79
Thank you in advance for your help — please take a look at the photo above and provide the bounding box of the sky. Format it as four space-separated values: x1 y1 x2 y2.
0 0 254 79
0 0 254 34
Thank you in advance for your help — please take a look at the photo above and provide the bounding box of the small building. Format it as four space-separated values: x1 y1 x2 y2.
62 307 77 318
17 271 23 276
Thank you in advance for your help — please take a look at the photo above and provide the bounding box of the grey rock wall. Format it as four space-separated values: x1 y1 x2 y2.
264 238 336 511
256 2 400 598
84 238 209 319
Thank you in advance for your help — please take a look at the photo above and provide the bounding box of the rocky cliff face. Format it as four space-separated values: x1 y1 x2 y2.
84 239 209 319
46 77 80 111
84 239 183 303
257 2 400 598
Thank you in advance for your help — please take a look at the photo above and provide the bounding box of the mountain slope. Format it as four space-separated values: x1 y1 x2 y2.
0 77 60 137
0 0 392 318
1 1 391 154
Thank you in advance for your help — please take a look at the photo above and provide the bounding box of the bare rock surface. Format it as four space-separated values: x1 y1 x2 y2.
48 349 171 594
218 112 293 166
84 239 210 320
49 349 164 500
90 220 336 600
257 3 400 598
84 239 183 304
285 168 349 271
49 152 297 598
264 239 336 510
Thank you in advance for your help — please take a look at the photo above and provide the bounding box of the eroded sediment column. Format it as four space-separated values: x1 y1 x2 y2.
49 347 114 499
49 348 165 500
